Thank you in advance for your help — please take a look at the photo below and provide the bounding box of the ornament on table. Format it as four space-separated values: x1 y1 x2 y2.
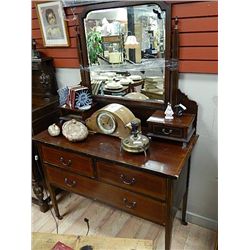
48 123 61 136
164 102 174 120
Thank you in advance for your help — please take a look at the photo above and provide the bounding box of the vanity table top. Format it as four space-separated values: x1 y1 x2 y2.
33 130 198 179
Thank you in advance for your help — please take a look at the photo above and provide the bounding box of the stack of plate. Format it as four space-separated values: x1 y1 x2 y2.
129 75 142 81
144 76 164 92
105 81 123 90
118 78 133 86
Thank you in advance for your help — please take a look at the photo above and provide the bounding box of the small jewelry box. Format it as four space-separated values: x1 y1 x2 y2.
147 110 196 147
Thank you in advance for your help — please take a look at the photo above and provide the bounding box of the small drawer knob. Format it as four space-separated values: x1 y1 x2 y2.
60 157 72 167
120 174 136 185
64 177 76 187
162 128 173 135
123 198 136 209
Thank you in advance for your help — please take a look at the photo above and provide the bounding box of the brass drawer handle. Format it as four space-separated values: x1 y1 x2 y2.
60 157 72 167
120 174 136 185
162 128 173 135
123 198 136 209
64 177 76 187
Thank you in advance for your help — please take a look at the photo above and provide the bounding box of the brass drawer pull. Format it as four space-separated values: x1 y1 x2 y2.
123 198 136 209
64 177 76 187
162 128 173 135
120 174 136 185
60 157 72 167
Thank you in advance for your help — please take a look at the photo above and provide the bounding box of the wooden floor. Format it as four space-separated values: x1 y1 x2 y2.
32 193 216 250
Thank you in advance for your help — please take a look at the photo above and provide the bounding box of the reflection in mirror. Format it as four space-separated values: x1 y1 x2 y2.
83 4 166 102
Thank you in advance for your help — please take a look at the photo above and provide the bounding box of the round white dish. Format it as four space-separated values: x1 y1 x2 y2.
119 78 133 85
105 82 123 89
124 92 149 100
129 75 142 81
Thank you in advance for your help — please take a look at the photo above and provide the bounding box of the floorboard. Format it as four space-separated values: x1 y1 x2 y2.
32 193 216 250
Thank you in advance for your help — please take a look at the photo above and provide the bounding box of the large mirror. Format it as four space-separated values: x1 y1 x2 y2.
79 1 172 108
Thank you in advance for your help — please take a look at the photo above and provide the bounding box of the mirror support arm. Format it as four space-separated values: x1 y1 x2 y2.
170 16 179 107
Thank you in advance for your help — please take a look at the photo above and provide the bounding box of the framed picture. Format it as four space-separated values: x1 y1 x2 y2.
36 1 70 47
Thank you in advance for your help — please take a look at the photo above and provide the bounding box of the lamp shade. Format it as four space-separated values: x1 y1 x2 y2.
125 35 139 45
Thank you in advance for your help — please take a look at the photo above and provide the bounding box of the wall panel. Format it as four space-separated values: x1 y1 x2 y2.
32 1 218 73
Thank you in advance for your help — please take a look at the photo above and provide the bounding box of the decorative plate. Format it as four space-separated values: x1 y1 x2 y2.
74 88 92 109
57 87 69 106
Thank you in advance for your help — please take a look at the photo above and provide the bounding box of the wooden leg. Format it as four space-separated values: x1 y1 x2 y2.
32 178 50 213
181 156 191 225
165 219 173 250
32 153 50 213
181 192 188 225
48 185 63 220
165 180 174 250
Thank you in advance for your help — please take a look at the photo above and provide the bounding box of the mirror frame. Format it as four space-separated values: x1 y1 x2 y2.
78 1 172 110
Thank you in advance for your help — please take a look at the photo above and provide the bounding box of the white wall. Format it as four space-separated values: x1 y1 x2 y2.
55 69 218 230
56 68 82 89
178 73 218 230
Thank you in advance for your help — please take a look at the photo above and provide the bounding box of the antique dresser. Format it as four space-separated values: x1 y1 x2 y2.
33 1 199 249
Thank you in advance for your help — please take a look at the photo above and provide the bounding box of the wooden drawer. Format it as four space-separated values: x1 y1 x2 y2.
41 146 94 177
46 165 166 225
152 125 183 138
96 160 166 200
46 164 98 197
105 183 166 225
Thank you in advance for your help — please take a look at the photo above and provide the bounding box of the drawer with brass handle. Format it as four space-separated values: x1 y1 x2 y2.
100 183 166 225
96 160 166 200
46 165 97 197
147 111 196 145
41 145 94 177
153 125 182 138
46 164 166 225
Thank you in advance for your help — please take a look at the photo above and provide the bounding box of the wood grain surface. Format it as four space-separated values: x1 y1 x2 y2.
32 193 217 250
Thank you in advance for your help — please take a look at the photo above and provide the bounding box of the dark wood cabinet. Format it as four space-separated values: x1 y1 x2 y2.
33 130 198 250
32 57 58 97
32 56 59 212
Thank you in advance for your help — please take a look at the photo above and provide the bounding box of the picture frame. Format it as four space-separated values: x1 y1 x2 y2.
36 1 70 47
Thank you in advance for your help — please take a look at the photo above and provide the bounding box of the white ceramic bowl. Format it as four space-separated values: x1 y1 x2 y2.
105 82 123 89
119 78 133 85
129 75 142 81
124 92 149 100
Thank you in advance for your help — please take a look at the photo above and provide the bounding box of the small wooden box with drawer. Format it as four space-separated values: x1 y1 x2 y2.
147 110 196 146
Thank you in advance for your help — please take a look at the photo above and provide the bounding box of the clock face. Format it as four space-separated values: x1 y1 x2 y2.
97 112 117 134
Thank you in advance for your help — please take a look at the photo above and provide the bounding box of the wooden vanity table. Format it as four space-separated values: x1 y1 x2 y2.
32 2 200 249
33 128 198 250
